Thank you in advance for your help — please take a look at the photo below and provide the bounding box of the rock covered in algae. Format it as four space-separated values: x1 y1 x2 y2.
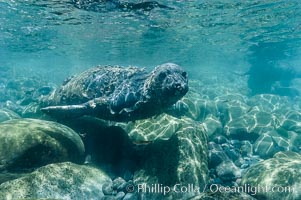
0 162 112 200
281 110 301 133
247 94 291 114
119 114 208 199
0 108 20 123
253 129 301 159
201 114 223 140
116 113 184 142
224 108 281 141
248 109 301 159
241 151 301 200
0 119 84 172
214 93 250 124
172 90 218 121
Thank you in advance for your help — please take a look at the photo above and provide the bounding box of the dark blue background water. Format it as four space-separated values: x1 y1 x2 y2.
1 0 301 90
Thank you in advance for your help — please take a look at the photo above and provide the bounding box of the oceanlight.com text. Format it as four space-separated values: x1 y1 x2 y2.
126 183 295 196
209 184 295 196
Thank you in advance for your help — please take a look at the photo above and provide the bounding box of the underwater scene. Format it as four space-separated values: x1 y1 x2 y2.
1 0 301 199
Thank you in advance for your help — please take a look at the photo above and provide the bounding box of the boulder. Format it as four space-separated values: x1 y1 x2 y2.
120 115 208 199
175 91 218 121
0 119 84 174
281 110 301 133
253 130 299 159
202 115 223 140
0 162 111 199
241 151 301 200
116 114 183 142
0 108 20 123
224 108 280 141
248 94 291 114
214 93 249 125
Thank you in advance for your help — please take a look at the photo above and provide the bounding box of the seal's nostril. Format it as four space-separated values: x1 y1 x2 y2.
174 83 181 89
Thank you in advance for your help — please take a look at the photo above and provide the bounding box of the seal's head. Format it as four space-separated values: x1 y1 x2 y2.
145 63 188 105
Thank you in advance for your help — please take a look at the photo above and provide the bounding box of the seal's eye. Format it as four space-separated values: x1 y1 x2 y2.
182 72 187 78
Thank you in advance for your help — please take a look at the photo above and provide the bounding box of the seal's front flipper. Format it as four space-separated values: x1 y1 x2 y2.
41 104 89 119
41 97 110 120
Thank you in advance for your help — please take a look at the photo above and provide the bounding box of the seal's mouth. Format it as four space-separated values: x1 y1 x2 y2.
173 83 188 96
164 74 188 97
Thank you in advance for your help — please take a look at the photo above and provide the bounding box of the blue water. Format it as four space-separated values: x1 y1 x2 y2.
2 0 300 86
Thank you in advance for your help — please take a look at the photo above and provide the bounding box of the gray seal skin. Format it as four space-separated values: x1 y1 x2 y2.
41 63 188 122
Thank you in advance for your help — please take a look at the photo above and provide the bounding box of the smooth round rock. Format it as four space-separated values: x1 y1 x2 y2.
175 90 218 121
102 182 114 195
209 147 230 169
112 177 126 190
115 191 126 200
213 135 228 144
240 141 253 157
248 94 290 113
0 162 112 199
225 148 240 162
0 118 85 172
131 116 208 199
118 181 130 193
202 114 223 139
241 151 301 200
224 109 280 141
0 108 20 122
216 160 241 182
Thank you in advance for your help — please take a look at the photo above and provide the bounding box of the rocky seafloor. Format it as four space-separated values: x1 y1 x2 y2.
1 67 301 200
